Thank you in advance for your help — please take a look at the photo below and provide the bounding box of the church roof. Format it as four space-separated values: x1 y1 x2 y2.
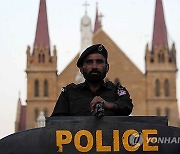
152 0 168 51
19 105 26 131
34 0 50 50
16 96 26 131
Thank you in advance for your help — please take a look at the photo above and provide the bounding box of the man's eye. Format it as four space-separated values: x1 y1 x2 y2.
96 60 104 64
85 60 93 64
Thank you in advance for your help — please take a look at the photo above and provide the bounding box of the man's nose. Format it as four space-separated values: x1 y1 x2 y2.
92 61 98 68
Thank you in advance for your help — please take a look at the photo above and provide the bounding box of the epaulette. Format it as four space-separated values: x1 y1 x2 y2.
67 83 78 89
61 86 66 93
104 81 114 89
116 82 124 89
61 83 77 92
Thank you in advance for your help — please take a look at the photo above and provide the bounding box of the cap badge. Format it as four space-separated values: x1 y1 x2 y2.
98 45 103 51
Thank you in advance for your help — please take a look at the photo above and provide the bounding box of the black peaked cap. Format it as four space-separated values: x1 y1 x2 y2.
77 44 108 68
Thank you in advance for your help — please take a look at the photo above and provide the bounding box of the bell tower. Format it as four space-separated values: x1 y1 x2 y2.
145 0 179 126
76 1 93 83
80 1 93 52
26 0 57 129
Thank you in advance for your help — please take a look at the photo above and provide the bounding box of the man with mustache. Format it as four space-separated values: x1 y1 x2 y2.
51 44 133 116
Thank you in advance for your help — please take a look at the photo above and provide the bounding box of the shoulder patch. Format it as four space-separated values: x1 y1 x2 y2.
116 83 127 97
117 89 126 96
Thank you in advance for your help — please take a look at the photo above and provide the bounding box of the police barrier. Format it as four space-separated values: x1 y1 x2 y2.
0 116 180 154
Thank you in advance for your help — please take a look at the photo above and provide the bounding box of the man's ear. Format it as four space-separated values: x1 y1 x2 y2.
106 64 109 73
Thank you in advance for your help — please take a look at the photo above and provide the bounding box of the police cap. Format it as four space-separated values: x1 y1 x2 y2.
77 44 108 68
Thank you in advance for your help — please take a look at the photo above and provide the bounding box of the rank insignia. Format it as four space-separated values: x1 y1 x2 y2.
61 87 65 92
117 89 126 96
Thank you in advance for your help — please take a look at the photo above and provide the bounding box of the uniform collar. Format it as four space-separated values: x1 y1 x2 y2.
77 80 113 90
103 81 114 89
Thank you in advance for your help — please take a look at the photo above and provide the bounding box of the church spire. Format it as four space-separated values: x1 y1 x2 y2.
34 0 50 50
80 1 92 52
152 0 168 51
94 2 102 34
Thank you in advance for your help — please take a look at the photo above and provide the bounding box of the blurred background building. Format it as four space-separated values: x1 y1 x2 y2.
15 0 179 131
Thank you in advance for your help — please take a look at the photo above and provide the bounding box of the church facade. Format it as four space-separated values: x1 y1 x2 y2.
15 0 179 131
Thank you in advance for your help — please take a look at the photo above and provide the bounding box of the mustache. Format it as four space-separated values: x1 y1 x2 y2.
88 69 101 75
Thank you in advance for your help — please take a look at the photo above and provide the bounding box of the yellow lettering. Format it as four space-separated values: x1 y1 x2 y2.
113 130 120 151
122 130 140 152
142 130 158 151
96 130 111 152
74 130 93 152
56 130 72 152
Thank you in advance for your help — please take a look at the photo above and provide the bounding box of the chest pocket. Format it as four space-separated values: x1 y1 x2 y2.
100 90 116 102
69 96 92 115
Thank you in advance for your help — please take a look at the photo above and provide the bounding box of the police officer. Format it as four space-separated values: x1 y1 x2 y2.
51 44 133 116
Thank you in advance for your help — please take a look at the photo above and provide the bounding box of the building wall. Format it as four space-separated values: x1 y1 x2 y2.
23 29 179 130
25 46 58 129
93 29 147 115
145 45 179 126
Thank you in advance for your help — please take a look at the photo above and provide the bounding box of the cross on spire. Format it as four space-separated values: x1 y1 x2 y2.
19 91 21 98
96 2 98 8
83 1 89 14
99 12 104 25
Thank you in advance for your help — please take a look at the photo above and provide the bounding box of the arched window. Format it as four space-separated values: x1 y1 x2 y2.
44 108 48 117
155 79 160 96
38 53 45 63
44 80 48 97
35 108 39 121
168 57 172 63
158 51 164 62
34 79 39 97
150 57 154 63
165 108 170 119
156 108 161 116
158 53 161 62
38 54 41 63
42 54 45 63
164 79 170 97
161 53 164 62
49 58 52 63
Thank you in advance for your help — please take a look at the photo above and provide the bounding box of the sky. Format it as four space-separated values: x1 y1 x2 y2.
0 0 180 139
